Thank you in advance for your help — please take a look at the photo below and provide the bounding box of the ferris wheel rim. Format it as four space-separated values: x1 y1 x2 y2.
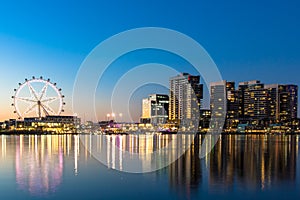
12 77 65 119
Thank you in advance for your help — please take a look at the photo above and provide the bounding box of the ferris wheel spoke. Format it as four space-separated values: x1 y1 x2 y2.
39 82 49 100
14 78 64 119
41 96 59 104
15 97 36 103
27 82 39 100
41 103 56 115
39 105 49 116
24 104 38 115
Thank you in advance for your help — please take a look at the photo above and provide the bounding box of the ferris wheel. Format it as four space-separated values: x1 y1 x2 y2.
12 76 65 119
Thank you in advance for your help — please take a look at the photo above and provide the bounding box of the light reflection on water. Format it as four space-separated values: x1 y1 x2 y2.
0 135 79 197
0 134 299 199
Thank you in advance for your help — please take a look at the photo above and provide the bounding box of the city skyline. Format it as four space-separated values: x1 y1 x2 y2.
1 1 300 200
0 74 299 123
1 1 300 122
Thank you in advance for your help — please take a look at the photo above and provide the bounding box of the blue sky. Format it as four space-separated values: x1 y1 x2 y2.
0 0 300 121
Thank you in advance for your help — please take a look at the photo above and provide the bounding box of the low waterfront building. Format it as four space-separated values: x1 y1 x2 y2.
141 94 169 125
2 115 80 134
0 122 6 130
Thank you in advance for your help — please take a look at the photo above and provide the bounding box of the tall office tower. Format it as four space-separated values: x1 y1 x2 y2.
141 94 169 125
210 81 238 129
169 73 203 124
238 80 268 121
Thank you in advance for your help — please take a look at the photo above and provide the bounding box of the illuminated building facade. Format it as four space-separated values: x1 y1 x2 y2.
141 94 169 125
265 84 298 124
226 81 239 120
210 80 298 131
4 116 80 134
264 84 279 122
210 81 238 129
142 98 151 119
238 81 268 124
210 81 227 119
169 73 203 124
239 81 298 124
199 109 211 129
278 84 298 122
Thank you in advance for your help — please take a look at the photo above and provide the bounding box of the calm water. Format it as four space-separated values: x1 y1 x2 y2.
0 134 300 200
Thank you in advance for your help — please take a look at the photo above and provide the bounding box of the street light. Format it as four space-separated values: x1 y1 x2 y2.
107 114 110 121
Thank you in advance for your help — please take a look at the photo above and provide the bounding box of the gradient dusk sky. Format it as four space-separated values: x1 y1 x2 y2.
0 0 300 122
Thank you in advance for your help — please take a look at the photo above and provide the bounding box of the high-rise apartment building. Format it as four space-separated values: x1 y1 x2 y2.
264 84 279 122
210 81 227 119
226 81 239 120
279 85 298 122
238 81 268 121
169 73 203 124
210 81 238 129
238 81 298 125
265 84 298 123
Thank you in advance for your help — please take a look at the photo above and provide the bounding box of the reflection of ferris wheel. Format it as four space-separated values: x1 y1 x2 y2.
12 76 65 119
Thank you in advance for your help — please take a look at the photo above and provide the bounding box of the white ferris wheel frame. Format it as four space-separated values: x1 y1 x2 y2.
12 77 64 119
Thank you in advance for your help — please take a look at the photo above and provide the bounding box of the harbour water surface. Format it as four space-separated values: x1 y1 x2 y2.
0 134 300 199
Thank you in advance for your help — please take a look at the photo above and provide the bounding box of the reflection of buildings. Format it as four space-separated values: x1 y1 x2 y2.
169 135 202 198
141 94 169 125
0 134 80 196
88 133 298 196
1 134 299 198
90 133 203 198
90 133 198 174
166 134 298 197
15 135 64 196
209 135 297 190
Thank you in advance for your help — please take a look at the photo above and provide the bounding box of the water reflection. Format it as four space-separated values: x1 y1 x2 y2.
82 134 299 196
81 134 198 172
0 134 299 198
169 134 202 198
0 135 80 197
209 135 298 192
169 134 298 197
